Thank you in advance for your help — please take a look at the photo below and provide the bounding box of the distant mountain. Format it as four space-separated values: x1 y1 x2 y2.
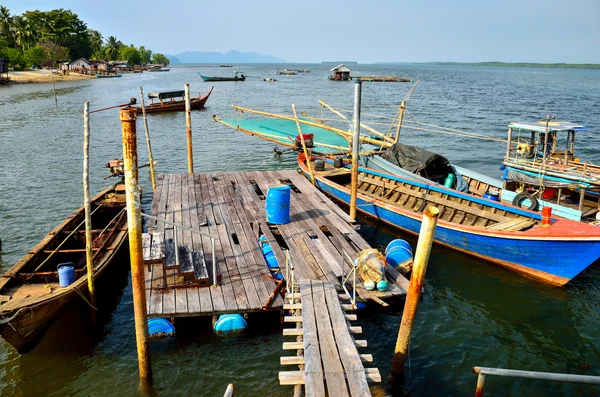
166 50 285 64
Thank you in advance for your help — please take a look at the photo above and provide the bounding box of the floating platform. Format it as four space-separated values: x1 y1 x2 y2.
328 76 412 82
280 280 381 396
143 170 408 318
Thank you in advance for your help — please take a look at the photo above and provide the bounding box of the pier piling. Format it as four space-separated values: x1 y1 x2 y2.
120 108 153 385
391 206 439 376
82 101 96 306
185 84 194 173
349 80 362 220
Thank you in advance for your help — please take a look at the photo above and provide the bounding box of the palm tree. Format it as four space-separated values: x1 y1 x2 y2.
12 16 33 52
87 29 103 58
0 6 12 44
104 36 122 61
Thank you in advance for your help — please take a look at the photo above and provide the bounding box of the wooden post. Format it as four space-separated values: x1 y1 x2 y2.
185 84 194 173
82 102 96 306
579 188 586 212
139 86 157 191
391 206 439 375
51 71 58 109
349 80 362 220
505 127 513 158
292 104 315 185
120 108 153 385
394 100 406 144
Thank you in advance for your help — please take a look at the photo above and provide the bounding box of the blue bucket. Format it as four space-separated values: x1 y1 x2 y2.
214 314 247 335
57 262 75 287
265 185 291 224
483 191 500 201
259 236 279 269
148 318 175 336
385 239 413 268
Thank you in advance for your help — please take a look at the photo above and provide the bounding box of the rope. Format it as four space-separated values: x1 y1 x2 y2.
0 307 33 325
74 286 98 310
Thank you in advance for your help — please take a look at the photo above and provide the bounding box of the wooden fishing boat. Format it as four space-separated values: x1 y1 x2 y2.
95 73 123 78
199 71 245 82
131 86 213 114
0 183 128 353
298 154 600 286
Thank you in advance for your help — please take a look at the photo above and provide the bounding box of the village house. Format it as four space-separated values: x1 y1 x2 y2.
329 64 352 80
69 58 91 74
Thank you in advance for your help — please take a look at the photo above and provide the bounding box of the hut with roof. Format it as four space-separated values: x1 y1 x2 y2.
329 64 352 81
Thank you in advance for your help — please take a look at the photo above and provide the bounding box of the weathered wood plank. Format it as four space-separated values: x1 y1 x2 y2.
299 280 326 397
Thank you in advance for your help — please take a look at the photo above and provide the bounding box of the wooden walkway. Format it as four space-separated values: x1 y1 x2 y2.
280 280 380 396
143 170 408 318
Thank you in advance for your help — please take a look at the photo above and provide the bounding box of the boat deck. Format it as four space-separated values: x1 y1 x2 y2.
143 170 408 318
279 280 380 396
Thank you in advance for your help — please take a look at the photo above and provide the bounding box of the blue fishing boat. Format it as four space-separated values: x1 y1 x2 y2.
298 154 600 286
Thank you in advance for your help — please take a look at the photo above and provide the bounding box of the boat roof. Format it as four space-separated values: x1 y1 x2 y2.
148 90 184 100
509 121 589 133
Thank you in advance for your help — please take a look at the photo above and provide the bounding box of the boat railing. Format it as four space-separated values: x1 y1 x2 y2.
472 366 600 396
141 212 218 287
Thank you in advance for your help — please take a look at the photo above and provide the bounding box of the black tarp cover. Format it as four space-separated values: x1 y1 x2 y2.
381 143 453 181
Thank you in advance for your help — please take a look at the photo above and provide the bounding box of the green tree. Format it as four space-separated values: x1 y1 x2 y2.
39 40 68 67
87 29 103 59
0 6 12 45
104 35 122 61
12 16 33 52
151 53 169 66
139 45 152 64
4 47 24 68
24 45 46 67
120 45 141 66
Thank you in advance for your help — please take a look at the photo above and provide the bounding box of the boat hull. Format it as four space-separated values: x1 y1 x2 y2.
134 86 213 114
299 162 600 286
199 74 245 82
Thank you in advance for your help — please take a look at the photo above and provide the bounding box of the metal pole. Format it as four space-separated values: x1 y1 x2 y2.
475 373 486 397
185 84 194 173
391 205 439 375
139 86 157 191
473 366 600 385
82 102 96 306
120 108 152 385
349 80 362 220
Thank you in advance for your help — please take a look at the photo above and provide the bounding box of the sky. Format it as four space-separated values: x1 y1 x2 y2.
4 0 600 63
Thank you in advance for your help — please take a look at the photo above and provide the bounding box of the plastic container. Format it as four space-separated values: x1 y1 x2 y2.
333 157 344 168
377 280 388 291
314 159 325 171
148 318 176 336
444 173 456 188
265 185 291 224
364 280 376 291
259 235 279 269
385 239 413 268
57 262 75 287
214 314 247 335
483 191 500 202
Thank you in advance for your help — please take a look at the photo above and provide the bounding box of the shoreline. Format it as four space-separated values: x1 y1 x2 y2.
4 71 95 84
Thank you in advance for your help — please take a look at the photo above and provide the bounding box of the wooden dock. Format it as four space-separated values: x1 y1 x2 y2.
280 280 380 396
143 169 408 318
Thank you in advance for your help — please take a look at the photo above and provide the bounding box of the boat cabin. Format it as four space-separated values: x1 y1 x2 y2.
329 64 351 80
147 90 186 103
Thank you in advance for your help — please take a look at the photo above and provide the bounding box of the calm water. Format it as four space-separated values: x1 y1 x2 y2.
1 64 600 396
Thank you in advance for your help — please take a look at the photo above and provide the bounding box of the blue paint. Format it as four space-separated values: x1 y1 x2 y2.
305 169 600 284
259 235 279 269
483 191 500 201
265 185 291 224
385 239 413 268
57 262 75 287
214 314 247 334
148 318 175 335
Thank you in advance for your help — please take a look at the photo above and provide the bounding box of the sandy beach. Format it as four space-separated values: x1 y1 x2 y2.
6 70 95 83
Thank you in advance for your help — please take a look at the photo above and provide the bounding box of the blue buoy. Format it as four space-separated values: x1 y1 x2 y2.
214 314 247 335
265 185 291 224
57 262 75 287
148 318 175 336
385 239 413 269
483 191 500 201
259 235 279 269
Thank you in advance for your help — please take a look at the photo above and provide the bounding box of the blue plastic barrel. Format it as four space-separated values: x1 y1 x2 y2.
57 262 75 287
385 239 413 268
148 318 175 336
214 314 247 335
265 185 291 224
259 235 279 269
483 191 500 201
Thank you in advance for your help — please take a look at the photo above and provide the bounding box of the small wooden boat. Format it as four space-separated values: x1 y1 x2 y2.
95 73 123 78
0 183 128 353
277 70 297 75
131 86 213 114
148 66 170 72
199 71 245 82
298 154 600 287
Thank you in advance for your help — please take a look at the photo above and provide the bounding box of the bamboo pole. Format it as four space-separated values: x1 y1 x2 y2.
232 105 391 148
185 84 194 173
318 99 394 143
82 102 96 306
349 81 362 220
139 87 157 191
292 104 315 185
120 108 152 385
394 100 406 144
391 206 439 375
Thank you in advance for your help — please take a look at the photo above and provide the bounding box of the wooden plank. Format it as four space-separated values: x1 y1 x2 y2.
310 280 350 397
299 280 326 397
162 174 180 314
149 231 164 261
142 233 152 260
279 370 380 385
145 260 153 314
323 281 370 397
281 354 373 366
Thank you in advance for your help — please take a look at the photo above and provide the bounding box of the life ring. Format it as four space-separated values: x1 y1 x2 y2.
512 193 539 211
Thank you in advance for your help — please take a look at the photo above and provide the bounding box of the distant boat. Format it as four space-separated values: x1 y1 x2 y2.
95 73 122 78
131 86 214 114
199 71 245 82
277 70 297 75
219 64 233 68
148 66 170 72
0 183 128 353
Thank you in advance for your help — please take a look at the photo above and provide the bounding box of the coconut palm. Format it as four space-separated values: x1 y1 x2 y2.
12 16 33 52
0 6 12 44
87 29 103 59
104 36 122 61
